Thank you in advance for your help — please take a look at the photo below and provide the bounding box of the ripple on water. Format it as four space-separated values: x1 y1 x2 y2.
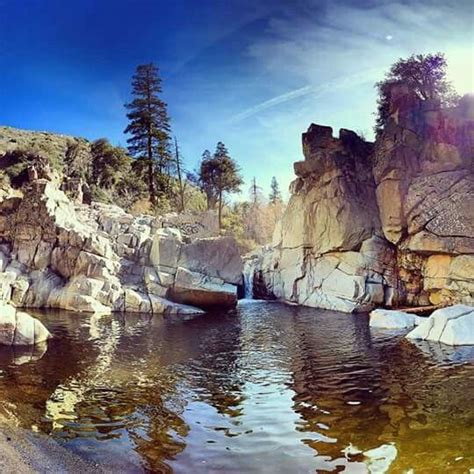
0 304 472 472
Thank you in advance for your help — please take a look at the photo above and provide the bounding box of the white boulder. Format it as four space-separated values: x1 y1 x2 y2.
370 309 423 329
171 267 238 308
0 303 51 345
406 304 474 345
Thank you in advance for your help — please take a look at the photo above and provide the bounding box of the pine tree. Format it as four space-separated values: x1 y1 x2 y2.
213 142 243 230
269 176 282 204
199 149 217 210
124 63 171 204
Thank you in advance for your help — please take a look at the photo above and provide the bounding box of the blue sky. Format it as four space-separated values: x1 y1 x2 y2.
0 0 473 199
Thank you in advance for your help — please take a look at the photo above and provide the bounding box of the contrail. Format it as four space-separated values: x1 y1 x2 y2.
228 68 382 124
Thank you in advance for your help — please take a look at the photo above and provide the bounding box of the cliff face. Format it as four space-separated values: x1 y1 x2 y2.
251 89 474 312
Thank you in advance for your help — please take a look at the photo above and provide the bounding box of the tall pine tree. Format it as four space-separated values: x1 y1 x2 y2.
124 63 171 204
213 142 243 230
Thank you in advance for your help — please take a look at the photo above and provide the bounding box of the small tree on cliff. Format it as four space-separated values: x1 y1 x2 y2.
124 63 171 204
269 176 282 204
375 53 459 134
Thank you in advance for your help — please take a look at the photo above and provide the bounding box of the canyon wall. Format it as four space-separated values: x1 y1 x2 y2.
250 88 474 312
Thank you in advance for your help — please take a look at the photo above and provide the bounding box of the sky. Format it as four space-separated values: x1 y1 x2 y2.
0 0 473 199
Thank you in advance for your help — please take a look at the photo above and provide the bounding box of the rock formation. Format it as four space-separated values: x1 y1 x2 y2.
0 302 51 345
0 177 242 315
406 304 474 345
249 88 474 312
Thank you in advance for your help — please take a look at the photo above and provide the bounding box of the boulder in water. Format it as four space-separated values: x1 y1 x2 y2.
171 267 238 308
406 304 474 345
370 309 423 329
0 303 51 345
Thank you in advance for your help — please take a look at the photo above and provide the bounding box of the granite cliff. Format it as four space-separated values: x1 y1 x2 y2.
248 87 474 312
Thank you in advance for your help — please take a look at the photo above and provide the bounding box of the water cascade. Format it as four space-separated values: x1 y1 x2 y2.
243 258 257 299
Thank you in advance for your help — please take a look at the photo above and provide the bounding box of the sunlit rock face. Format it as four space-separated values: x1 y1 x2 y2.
374 87 474 306
0 178 242 314
251 89 474 312
406 305 474 345
251 125 396 313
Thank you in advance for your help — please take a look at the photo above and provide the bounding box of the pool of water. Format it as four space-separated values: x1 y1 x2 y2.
0 301 473 472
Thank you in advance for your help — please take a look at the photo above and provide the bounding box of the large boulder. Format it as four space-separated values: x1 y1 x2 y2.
171 267 238 308
0 303 51 345
178 237 243 285
149 228 182 274
406 305 474 345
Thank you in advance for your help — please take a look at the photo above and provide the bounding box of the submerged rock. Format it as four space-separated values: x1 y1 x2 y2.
0 303 51 345
406 304 474 345
369 309 423 329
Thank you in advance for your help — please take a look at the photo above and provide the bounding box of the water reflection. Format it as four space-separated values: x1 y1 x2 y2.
0 341 48 366
0 303 472 473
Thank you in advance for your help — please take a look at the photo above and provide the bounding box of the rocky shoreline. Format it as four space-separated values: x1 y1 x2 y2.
0 176 243 317
0 413 105 473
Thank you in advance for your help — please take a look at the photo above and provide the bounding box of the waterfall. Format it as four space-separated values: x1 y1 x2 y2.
243 258 256 299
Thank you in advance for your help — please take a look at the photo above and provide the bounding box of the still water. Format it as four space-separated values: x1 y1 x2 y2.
0 301 473 473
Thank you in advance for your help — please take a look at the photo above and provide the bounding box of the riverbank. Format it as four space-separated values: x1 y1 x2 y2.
0 415 104 473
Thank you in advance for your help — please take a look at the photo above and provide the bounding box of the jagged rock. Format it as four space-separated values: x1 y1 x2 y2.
369 309 423 329
171 267 238 308
0 172 243 315
289 125 380 255
406 305 474 345
248 90 474 312
0 303 51 345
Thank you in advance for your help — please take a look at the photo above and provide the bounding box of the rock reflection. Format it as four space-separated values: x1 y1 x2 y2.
0 303 472 473
0 341 48 366
408 338 474 365
287 307 474 472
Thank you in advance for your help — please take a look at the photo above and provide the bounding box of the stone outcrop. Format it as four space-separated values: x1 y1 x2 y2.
406 304 474 345
249 89 474 312
373 86 474 307
0 178 242 314
0 302 51 345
